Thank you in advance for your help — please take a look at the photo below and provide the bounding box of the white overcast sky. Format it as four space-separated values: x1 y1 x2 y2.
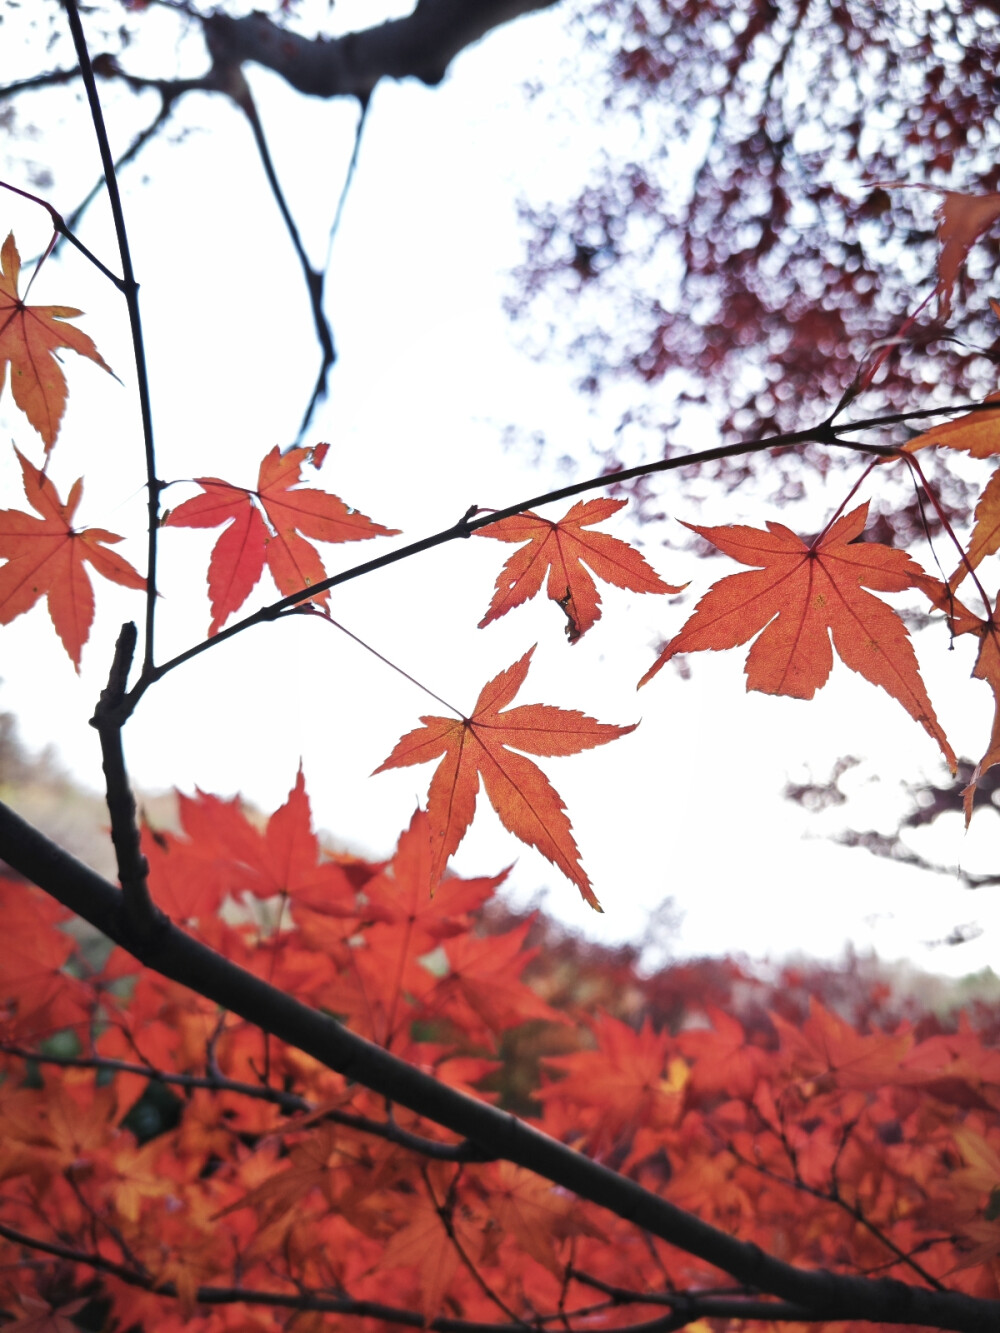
1 0 999 974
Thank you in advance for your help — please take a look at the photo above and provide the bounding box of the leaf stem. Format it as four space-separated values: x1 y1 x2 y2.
312 612 464 716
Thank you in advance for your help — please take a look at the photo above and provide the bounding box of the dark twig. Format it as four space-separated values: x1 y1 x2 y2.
326 94 370 266
63 0 162 675
0 67 82 99
100 393 1000 717
62 99 176 243
0 1043 492 1162
728 1134 947 1292
89 623 166 947
427 1167 534 1328
223 69 336 441
0 178 123 289
0 1216 811 1329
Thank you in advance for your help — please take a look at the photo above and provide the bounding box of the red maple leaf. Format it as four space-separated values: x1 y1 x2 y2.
0 447 145 669
0 233 114 451
475 498 683 642
163 443 399 633
374 647 636 909
639 503 955 770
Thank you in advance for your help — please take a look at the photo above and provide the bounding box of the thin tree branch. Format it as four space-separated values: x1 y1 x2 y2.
63 0 162 676
88 623 165 948
326 96 370 267
0 178 124 289
1 800 998 1332
0 66 83 99
125 392 1000 707
223 69 336 440
60 98 177 246
121 418 881 708
0 1043 491 1162
0 1216 812 1329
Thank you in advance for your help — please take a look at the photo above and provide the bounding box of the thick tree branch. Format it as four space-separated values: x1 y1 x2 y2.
89 622 165 947
202 0 563 100
2 800 999 1332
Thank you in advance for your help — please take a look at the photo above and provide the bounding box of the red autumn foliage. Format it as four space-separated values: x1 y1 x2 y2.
10 8 1000 1331
4 779 1000 1331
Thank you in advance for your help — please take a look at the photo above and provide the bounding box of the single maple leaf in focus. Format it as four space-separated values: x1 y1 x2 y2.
639 503 955 771
475 498 684 642
0 447 145 669
163 443 399 633
374 647 636 909
0 232 113 450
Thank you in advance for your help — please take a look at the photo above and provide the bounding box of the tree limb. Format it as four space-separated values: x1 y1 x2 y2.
201 0 564 101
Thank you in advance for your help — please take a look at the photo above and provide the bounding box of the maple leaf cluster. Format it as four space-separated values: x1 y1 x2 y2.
2 774 1000 1330
12 194 1000 904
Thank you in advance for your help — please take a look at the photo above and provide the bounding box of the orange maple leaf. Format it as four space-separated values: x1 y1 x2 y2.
475 498 683 642
163 443 399 633
374 647 636 910
0 233 113 451
639 503 956 771
903 392 1000 458
934 191 1000 320
931 596 1000 823
0 447 145 669
950 469 1000 587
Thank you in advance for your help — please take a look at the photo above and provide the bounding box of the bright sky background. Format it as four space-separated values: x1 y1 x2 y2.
2 1 999 976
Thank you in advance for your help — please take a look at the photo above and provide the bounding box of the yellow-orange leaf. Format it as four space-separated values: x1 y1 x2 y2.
639 504 955 771
949 467 1000 587
374 647 637 910
0 233 113 451
904 393 1000 457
